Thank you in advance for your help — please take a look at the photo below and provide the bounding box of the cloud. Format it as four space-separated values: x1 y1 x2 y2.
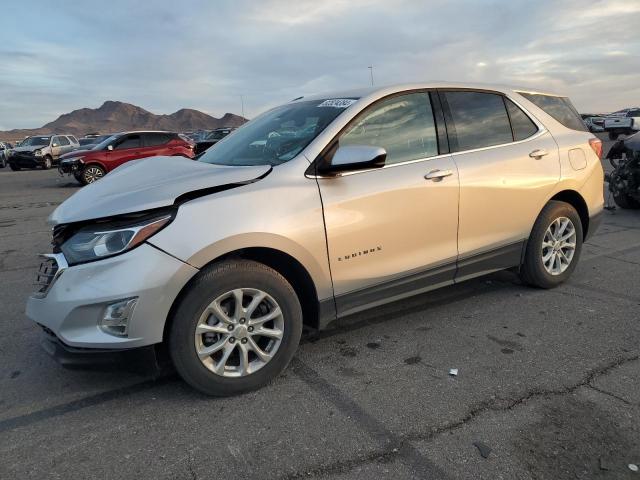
0 0 638 128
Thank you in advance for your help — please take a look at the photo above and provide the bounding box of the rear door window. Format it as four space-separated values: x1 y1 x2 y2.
143 132 172 147
115 134 142 150
441 91 513 151
505 99 538 141
519 93 587 132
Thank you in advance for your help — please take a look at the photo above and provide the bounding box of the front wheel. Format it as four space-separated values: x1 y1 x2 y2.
81 164 105 185
169 259 303 396
520 201 583 289
9 163 20 171
42 156 53 169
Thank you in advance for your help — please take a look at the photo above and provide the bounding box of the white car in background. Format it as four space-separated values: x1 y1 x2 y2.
603 108 640 140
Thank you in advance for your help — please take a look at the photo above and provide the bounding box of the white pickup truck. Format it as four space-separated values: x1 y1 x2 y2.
604 108 640 139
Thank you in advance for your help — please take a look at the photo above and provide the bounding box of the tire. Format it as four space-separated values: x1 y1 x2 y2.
42 156 53 169
9 163 20 171
613 192 640 209
608 131 618 140
520 201 583 289
169 259 303 396
81 164 105 185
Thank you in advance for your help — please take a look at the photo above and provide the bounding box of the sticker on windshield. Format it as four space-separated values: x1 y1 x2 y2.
317 99 357 108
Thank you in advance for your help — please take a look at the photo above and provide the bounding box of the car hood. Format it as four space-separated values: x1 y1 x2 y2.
12 146 42 153
60 149 93 160
50 156 271 225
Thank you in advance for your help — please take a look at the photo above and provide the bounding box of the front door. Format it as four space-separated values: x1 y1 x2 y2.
107 133 144 168
315 92 460 317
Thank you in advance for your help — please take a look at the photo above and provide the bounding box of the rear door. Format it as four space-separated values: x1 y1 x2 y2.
316 91 460 317
439 90 560 280
141 132 172 157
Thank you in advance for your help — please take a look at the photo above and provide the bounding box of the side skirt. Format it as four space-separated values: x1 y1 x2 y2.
317 240 525 329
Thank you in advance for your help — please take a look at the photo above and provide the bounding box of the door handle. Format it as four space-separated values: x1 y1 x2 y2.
424 169 453 181
529 149 549 159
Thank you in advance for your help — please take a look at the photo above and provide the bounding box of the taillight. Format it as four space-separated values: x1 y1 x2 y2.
588 138 602 159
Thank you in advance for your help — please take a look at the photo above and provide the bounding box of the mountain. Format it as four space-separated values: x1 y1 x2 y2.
0 101 247 140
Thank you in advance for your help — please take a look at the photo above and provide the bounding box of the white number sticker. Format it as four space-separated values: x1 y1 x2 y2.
317 99 357 108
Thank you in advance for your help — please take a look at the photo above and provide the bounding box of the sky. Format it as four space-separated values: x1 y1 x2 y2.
0 0 639 130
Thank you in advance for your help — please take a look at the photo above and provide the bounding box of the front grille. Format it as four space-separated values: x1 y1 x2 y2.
34 257 59 295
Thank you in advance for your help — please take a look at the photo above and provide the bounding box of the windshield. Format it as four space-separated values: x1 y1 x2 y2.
205 130 229 141
22 136 51 147
198 98 357 166
93 134 122 151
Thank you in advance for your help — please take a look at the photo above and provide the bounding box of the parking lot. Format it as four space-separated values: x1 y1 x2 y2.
1 137 639 479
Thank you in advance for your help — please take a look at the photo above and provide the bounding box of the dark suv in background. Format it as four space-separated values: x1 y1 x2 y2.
59 131 195 184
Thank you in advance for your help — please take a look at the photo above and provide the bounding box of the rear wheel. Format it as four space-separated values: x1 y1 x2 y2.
169 259 302 396
81 164 105 185
520 201 583 288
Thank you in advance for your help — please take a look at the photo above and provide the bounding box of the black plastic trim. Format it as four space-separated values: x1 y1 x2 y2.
455 241 525 282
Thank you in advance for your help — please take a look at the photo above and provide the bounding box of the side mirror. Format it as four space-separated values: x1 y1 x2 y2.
107 145 114 151
318 145 386 175
52 143 58 147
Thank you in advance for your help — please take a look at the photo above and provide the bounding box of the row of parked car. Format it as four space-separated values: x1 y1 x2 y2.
582 107 640 139
0 127 236 185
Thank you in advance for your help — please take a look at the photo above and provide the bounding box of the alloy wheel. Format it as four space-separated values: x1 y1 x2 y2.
84 166 104 183
194 288 285 377
541 216 577 275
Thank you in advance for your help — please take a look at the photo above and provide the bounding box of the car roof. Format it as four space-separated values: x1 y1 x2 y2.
294 82 564 103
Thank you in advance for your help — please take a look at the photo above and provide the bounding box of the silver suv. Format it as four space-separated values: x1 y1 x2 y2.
27 83 604 395
8 134 79 170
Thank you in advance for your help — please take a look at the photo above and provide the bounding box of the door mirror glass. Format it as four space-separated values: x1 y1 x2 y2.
107 144 114 151
52 143 58 147
320 145 386 175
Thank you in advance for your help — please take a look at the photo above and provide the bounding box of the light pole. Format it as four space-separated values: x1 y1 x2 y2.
368 66 374 86
240 95 245 119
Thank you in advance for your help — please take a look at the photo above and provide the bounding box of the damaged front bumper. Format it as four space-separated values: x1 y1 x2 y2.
58 158 83 175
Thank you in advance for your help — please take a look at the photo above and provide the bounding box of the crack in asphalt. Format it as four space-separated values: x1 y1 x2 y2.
279 355 639 479
289 358 450 480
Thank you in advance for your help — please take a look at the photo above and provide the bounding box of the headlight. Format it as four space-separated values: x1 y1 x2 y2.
61 213 173 265
34 149 43 156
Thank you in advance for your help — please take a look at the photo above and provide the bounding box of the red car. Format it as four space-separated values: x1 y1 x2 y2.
58 131 195 185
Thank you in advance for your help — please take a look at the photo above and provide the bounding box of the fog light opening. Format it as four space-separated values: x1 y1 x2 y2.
100 297 138 337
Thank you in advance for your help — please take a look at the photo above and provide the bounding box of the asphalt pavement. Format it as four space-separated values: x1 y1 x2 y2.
1 137 639 479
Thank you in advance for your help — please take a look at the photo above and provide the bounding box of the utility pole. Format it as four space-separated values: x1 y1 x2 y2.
368 65 374 86
240 95 245 119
